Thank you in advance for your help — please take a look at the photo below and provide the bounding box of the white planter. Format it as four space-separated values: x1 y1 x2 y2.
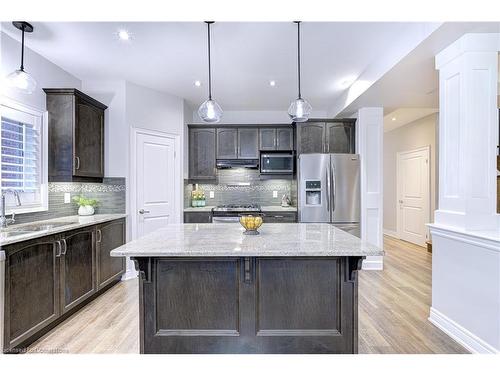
78 205 95 216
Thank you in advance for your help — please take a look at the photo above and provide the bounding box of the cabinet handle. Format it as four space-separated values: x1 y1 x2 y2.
75 156 80 170
97 229 102 243
274 215 284 218
244 257 252 283
54 241 62 257
61 239 67 255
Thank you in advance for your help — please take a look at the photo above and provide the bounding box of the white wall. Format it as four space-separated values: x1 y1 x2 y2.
189 109 328 124
1 32 81 110
383 113 437 233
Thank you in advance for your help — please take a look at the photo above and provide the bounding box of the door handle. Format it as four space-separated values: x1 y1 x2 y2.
75 156 80 170
244 257 252 283
326 167 330 212
54 241 62 257
399 200 404 204
97 229 102 243
138 209 150 214
331 163 336 213
61 239 67 255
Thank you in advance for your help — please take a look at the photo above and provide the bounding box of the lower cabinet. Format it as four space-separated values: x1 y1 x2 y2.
4 235 60 350
183 211 213 223
60 227 96 315
96 219 126 289
2 218 126 353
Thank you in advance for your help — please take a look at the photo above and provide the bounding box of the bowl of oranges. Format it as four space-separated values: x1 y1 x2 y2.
238 213 264 235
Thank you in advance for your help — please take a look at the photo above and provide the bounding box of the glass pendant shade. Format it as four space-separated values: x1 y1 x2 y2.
288 97 312 122
198 99 223 123
6 69 37 94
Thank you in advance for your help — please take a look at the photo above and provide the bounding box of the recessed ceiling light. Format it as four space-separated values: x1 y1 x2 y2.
391 117 396 121
269 80 276 87
117 30 130 41
194 80 201 87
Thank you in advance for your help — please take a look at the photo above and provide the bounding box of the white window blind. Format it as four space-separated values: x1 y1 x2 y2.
0 100 47 213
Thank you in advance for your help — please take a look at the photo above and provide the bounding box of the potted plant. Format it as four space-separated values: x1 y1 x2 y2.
73 195 99 216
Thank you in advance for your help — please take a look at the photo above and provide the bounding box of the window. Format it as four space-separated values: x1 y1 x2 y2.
0 98 48 213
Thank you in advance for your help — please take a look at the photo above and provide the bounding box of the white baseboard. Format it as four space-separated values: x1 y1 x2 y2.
383 228 399 239
429 307 499 354
121 269 138 281
362 259 383 270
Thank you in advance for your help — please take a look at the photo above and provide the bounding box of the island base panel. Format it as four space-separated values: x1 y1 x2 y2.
133 256 363 354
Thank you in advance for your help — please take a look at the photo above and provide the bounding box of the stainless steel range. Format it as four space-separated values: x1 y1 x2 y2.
211 204 261 223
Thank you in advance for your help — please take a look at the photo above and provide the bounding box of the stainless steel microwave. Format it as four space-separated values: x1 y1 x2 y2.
260 153 294 174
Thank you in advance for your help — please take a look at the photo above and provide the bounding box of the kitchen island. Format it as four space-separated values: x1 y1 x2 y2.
111 223 383 354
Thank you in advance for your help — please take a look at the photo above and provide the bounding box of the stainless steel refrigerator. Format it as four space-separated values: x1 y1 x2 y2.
298 154 361 237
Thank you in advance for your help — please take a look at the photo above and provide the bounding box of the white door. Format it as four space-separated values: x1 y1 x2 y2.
134 131 177 238
397 146 430 247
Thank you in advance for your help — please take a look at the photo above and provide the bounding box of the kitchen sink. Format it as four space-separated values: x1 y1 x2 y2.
1 221 79 236
0 230 35 237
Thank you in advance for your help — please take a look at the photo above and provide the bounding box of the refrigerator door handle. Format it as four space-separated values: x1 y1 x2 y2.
331 162 336 213
326 166 330 212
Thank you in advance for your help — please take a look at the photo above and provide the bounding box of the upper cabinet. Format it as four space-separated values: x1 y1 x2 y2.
259 126 293 151
216 128 259 159
44 88 107 182
296 119 356 155
189 128 217 181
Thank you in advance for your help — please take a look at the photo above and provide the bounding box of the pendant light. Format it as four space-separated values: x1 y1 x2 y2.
6 21 37 94
198 21 223 123
288 21 311 122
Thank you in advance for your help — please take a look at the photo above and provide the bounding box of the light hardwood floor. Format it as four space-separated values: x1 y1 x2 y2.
28 235 467 354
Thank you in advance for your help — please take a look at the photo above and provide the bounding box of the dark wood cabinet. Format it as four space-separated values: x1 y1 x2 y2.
296 122 325 154
189 128 216 181
237 128 259 158
96 219 126 290
3 235 60 350
183 211 213 223
60 227 96 314
216 128 238 159
2 218 126 353
296 119 356 155
262 211 297 223
216 128 259 159
259 127 293 151
44 88 107 182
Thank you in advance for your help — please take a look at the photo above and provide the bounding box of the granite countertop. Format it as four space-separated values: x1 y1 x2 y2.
111 223 383 257
0 214 127 246
261 206 297 212
183 206 216 212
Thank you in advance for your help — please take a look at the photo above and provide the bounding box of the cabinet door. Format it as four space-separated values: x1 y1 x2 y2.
325 122 355 154
276 127 294 151
74 97 104 178
183 211 213 223
297 122 325 154
189 128 216 180
217 129 238 159
97 219 126 290
4 236 60 350
238 128 259 159
60 227 95 314
259 128 277 150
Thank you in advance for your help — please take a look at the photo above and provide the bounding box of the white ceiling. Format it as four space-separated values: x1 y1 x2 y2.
1 22 435 111
383 108 438 132
338 22 500 117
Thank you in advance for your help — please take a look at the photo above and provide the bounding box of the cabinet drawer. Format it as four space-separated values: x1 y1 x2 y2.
262 212 297 223
184 211 213 223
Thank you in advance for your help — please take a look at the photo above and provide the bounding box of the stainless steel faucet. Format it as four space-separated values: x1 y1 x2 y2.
0 189 21 228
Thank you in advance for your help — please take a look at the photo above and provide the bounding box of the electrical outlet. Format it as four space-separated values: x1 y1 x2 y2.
273 190 278 198
209 191 214 198
64 193 71 203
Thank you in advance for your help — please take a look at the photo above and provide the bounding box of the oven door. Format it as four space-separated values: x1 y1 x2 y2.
260 153 294 174
212 216 240 224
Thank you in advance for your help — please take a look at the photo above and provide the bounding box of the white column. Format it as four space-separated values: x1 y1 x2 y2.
428 34 500 353
357 107 384 270
434 33 499 231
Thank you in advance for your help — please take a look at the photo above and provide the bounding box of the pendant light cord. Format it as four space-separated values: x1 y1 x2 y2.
296 21 301 99
20 25 25 71
207 22 212 100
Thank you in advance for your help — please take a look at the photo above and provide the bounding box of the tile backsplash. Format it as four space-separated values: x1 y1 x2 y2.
11 177 126 225
184 169 296 207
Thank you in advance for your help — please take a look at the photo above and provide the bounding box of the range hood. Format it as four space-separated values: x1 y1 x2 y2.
216 159 259 169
